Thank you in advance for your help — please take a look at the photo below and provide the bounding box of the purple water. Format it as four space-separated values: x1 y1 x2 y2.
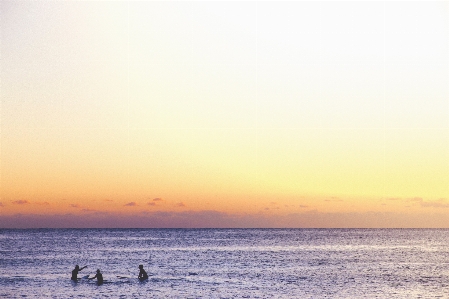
1 229 449 298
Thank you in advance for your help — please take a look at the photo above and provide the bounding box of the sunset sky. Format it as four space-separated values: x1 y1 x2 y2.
1 0 449 228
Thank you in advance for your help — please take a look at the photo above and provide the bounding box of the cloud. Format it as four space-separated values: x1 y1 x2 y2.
124 202 137 207
153 198 163 202
105 199 113 202
405 197 449 208
324 196 343 202
299 205 309 208
420 199 449 208
408 197 423 202
70 204 80 208
0 202 4 207
13 200 29 205
81 208 97 212
176 202 186 207
36 202 50 206
148 202 156 206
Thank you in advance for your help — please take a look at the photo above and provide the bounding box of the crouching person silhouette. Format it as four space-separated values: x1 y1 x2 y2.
138 265 148 281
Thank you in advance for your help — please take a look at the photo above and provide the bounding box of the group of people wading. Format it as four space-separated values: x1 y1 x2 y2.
71 264 148 284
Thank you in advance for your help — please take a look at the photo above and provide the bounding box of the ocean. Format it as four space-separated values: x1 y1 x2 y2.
1 229 449 298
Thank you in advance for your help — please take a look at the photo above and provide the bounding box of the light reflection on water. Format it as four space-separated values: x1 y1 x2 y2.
1 229 449 298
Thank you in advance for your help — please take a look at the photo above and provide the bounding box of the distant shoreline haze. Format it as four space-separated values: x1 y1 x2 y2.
2 210 449 228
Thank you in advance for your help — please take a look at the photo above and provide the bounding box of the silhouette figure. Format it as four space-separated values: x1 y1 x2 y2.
89 269 103 284
71 265 87 281
138 265 148 280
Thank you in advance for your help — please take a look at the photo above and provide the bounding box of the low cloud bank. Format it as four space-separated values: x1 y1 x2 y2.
2 210 449 228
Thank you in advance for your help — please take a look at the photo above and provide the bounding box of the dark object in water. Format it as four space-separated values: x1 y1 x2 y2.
88 269 103 285
138 265 149 280
71 265 87 281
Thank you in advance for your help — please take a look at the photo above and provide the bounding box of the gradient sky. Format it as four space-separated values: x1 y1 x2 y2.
1 0 449 228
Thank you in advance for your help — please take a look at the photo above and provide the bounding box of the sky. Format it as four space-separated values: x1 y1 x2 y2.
1 0 449 228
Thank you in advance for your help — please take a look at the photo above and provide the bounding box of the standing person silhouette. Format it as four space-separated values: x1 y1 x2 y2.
138 265 148 280
71 265 87 281
89 269 104 285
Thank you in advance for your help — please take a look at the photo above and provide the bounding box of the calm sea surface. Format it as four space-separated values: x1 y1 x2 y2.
1 229 449 298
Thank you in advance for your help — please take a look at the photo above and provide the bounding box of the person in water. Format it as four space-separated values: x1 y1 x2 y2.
71 265 87 281
89 269 103 284
138 265 148 280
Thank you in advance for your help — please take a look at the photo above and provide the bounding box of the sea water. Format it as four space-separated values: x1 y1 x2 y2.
1 229 449 298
